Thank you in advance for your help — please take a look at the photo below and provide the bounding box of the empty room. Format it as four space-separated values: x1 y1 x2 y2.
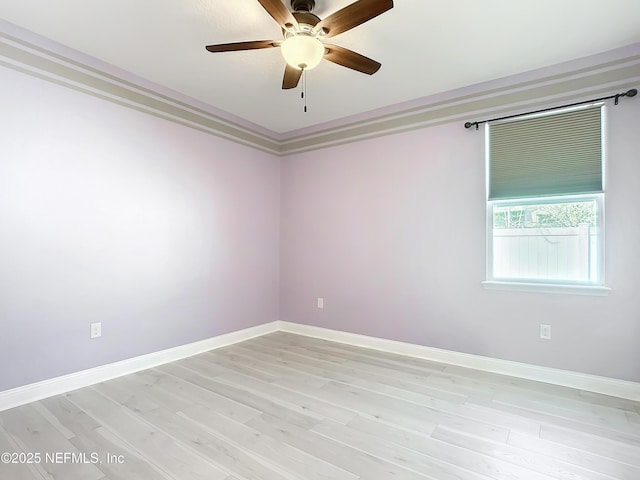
1 1 640 479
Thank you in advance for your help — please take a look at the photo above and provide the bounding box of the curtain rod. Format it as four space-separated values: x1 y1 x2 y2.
464 88 637 130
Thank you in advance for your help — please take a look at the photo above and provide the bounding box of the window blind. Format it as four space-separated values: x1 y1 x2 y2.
488 105 603 200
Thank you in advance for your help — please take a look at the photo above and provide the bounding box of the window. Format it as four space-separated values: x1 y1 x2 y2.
485 104 608 293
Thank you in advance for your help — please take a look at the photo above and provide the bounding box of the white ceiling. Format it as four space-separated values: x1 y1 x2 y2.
1 0 640 134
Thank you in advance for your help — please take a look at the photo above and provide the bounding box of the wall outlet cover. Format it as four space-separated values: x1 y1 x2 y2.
90 322 102 339
540 324 551 340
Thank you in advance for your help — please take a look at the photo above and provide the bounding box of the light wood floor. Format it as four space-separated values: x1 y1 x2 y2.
1 332 640 480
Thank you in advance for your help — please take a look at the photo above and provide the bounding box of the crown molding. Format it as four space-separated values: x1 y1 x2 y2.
0 26 281 155
278 52 640 154
2 20 638 156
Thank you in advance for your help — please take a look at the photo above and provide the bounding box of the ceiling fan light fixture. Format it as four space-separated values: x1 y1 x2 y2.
281 34 324 70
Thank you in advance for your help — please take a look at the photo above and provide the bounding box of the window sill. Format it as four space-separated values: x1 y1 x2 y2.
482 281 611 296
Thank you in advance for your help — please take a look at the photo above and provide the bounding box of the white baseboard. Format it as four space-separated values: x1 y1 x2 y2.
0 322 279 412
2 319 638 412
277 321 640 402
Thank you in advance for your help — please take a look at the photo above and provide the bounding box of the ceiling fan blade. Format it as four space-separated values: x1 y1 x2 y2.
282 64 303 89
324 45 381 75
205 40 278 53
257 0 299 29
314 0 393 38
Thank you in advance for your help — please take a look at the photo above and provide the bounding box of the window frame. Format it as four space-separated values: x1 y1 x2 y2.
485 193 605 287
482 105 610 295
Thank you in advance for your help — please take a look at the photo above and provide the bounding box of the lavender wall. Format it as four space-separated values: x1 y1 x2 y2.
280 98 640 383
2 42 639 394
0 66 280 391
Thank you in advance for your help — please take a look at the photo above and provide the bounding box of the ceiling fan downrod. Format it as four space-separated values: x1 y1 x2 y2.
291 0 315 12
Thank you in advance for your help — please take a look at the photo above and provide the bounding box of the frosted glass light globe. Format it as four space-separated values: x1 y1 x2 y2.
281 35 324 70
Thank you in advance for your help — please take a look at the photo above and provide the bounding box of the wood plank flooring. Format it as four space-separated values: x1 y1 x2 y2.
1 331 639 480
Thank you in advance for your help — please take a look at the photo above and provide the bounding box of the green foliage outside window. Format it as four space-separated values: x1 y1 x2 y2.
494 201 596 229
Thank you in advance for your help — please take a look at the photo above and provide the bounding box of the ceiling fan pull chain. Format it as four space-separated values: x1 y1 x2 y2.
302 68 308 113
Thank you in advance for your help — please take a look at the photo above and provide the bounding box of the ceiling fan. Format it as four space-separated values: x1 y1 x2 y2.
205 0 394 89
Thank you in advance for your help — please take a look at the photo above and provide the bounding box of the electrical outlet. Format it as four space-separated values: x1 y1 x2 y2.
90 322 102 339
540 324 551 340
317 297 324 309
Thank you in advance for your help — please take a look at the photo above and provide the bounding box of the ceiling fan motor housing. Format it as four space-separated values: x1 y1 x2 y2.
291 0 315 13
291 12 321 29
